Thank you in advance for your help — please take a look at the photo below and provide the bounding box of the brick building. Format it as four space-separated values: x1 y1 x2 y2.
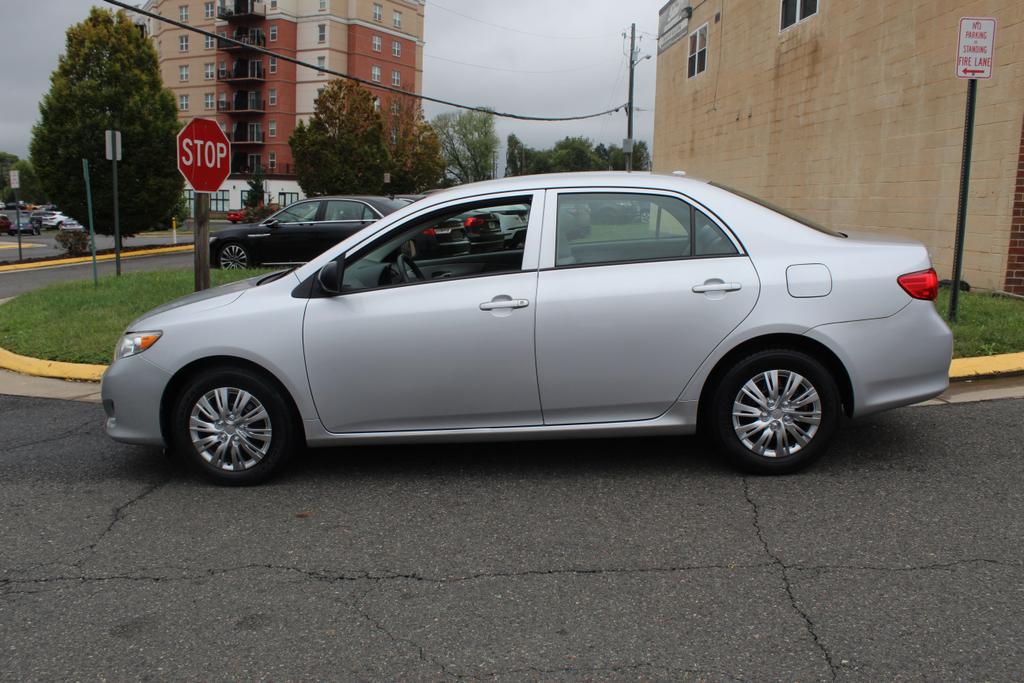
139 0 424 211
653 0 1024 293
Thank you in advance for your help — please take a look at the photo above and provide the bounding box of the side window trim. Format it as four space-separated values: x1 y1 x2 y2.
538 187 745 270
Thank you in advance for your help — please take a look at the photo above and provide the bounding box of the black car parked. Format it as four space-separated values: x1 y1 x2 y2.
211 196 407 269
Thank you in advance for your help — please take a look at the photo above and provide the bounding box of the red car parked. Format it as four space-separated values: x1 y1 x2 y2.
226 209 245 223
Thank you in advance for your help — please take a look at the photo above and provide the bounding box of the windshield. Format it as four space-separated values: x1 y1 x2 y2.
711 182 846 238
374 198 410 215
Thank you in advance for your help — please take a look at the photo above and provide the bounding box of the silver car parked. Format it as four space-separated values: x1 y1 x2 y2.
102 172 953 485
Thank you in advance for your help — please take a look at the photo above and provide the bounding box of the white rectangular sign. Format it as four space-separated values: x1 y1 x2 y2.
956 17 996 79
8 170 19 189
105 129 122 161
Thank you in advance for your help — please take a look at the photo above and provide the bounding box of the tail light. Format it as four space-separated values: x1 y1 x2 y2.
422 228 436 237
898 268 939 301
463 216 486 228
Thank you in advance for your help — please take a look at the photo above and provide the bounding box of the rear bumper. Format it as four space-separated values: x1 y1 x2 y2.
806 300 953 417
100 355 172 447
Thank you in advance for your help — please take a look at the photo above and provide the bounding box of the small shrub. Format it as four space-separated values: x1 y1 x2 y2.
55 230 90 256
243 203 279 223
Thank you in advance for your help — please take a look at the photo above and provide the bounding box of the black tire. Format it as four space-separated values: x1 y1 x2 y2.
32 228 40 236
56 222 63 230
216 241 252 269
170 367 298 485
708 349 840 475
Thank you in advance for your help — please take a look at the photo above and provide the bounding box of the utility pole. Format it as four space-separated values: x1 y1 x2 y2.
625 23 636 173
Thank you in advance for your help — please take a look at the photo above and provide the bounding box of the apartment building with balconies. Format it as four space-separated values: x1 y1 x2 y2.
143 0 425 211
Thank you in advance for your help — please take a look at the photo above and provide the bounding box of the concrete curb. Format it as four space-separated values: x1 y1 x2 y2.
0 244 193 273
949 352 1024 380
0 345 106 382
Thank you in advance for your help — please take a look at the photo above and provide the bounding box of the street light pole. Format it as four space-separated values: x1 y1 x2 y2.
625 23 636 173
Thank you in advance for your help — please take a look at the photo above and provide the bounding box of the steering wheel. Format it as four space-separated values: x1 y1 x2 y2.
393 253 425 283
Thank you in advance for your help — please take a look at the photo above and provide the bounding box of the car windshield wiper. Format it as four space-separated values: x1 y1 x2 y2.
257 267 297 285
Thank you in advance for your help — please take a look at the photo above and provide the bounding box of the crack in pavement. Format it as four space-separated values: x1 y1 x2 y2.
477 662 746 681
2 418 100 453
743 477 838 681
74 477 172 562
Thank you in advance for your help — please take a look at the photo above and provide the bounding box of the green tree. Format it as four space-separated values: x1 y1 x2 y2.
551 137 600 172
290 79 388 195
386 99 444 193
431 109 498 185
505 134 525 177
632 140 652 171
30 8 182 238
245 164 266 208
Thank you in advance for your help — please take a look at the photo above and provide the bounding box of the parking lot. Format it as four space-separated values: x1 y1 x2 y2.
2 392 1022 680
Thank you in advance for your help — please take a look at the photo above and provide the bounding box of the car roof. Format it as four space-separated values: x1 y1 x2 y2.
420 172 707 202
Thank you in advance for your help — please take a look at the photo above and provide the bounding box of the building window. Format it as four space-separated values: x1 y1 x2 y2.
269 56 277 73
319 0 326 9
781 0 818 30
211 190 230 212
392 40 401 57
179 94 189 110
204 2 214 19
179 64 189 81
204 62 214 79
390 127 398 145
269 24 277 41
317 56 326 73
393 10 402 28
279 192 298 206
390 99 400 114
179 5 188 22
269 120 277 137
270 0 277 8
317 23 326 43
269 152 277 170
391 69 401 87
203 34 213 49
179 34 189 52
373 3 382 21
687 24 707 78
204 93 214 109
269 88 277 105
373 97 381 112
316 87 325 100
371 65 381 82
372 35 381 52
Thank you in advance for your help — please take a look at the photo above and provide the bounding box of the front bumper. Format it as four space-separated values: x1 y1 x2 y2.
807 300 953 417
101 355 173 447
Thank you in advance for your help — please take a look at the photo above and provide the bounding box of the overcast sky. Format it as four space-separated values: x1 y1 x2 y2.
1 0 663 162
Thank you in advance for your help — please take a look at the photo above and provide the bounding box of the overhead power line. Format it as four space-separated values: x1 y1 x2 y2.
425 1 620 41
102 0 626 122
424 53 607 75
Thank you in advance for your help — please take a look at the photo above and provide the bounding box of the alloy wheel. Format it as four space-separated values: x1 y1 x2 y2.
188 387 272 471
731 369 821 458
219 244 249 269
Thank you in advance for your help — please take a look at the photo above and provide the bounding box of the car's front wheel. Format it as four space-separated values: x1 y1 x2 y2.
170 367 297 485
709 349 840 474
217 242 251 269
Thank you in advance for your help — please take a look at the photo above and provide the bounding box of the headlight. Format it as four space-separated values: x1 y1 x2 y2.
115 331 162 361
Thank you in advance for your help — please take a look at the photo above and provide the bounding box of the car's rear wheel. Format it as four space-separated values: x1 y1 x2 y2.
218 242 251 269
709 349 840 474
170 367 297 485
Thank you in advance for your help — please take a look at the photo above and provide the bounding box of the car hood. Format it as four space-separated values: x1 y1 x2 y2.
212 223 267 240
128 275 264 329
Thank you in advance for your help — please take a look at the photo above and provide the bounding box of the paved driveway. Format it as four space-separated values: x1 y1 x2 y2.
1 394 1022 680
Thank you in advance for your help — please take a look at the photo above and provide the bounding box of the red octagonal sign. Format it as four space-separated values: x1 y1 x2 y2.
177 118 231 193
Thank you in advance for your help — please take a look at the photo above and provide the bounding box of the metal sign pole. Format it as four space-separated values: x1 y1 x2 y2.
948 77 977 323
14 189 22 262
112 151 121 276
82 159 99 286
194 191 211 291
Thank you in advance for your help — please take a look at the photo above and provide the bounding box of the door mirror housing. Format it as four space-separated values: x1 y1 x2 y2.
317 259 345 296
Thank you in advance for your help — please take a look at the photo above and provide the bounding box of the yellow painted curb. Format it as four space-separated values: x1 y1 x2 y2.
0 345 106 382
949 352 1024 380
0 244 193 273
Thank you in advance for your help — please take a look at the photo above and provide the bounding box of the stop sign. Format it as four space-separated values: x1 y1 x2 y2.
177 118 231 193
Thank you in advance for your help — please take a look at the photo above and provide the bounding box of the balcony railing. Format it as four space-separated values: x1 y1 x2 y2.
232 162 294 176
218 1 266 21
219 33 266 50
217 65 265 82
218 99 266 113
227 131 266 144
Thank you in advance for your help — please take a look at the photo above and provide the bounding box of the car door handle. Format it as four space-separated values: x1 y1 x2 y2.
479 298 530 311
692 282 742 293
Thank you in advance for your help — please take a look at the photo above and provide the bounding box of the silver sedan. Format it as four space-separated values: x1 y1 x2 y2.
102 172 952 485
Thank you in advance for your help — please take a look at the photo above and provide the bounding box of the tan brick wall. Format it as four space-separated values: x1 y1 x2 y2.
653 0 1024 291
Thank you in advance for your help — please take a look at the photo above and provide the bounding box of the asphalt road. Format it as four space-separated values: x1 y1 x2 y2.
1 395 1022 680
0 251 195 297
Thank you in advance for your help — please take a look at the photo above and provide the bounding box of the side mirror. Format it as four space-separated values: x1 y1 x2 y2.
317 259 345 296
263 218 280 228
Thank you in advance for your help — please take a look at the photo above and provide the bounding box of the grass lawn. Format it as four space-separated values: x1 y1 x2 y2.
934 289 1024 359
0 269 270 365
